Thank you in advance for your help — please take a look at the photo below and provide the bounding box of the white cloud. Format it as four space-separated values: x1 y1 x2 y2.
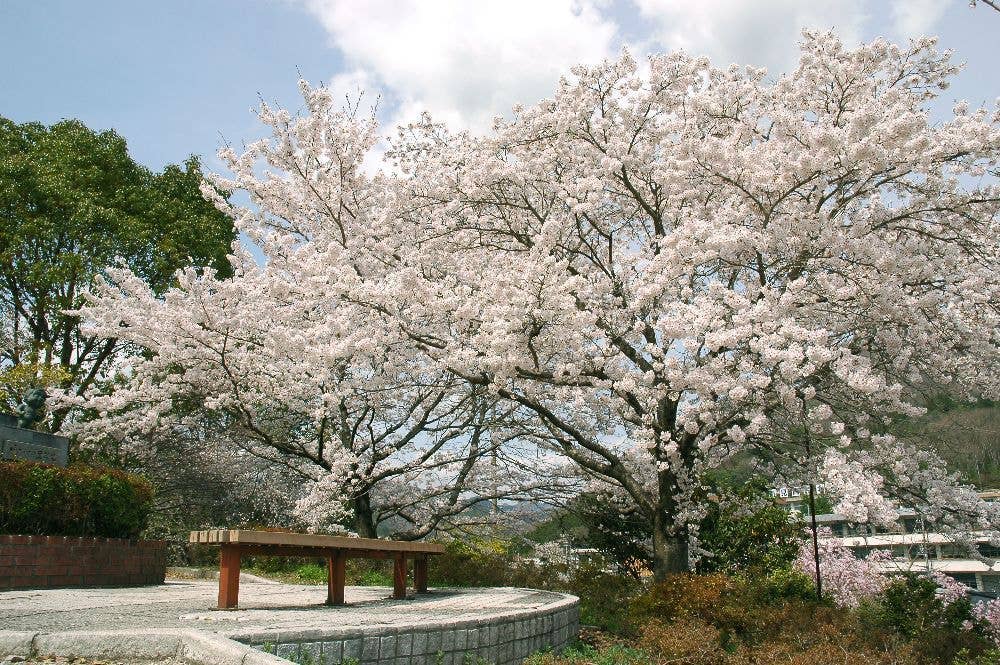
889 0 950 38
325 68 378 111
631 0 869 75
298 1 954 135
300 0 619 132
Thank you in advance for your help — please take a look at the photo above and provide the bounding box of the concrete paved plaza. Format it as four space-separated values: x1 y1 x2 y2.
0 580 580 664
0 580 568 637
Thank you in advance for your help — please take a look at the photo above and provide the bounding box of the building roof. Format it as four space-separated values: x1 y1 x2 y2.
829 533 995 547
874 558 1000 574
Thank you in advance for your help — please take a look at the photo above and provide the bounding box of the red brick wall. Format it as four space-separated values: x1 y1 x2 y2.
0 534 166 590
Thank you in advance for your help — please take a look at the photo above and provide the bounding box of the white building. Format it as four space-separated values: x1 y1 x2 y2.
777 489 1000 593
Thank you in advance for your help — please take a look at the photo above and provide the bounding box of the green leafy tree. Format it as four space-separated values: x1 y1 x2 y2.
696 480 805 575
572 491 654 577
559 479 804 576
0 117 234 428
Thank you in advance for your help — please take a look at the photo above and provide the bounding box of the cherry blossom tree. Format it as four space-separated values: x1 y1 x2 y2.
969 0 1000 15
63 33 999 572
63 250 567 538
795 536 891 607
975 597 1000 646
51 89 575 538
375 32 1000 575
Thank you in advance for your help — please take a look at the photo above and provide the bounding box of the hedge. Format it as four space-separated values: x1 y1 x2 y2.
0 460 153 539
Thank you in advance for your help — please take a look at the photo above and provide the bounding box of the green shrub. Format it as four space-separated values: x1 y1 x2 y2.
527 568 1000 665
525 643 653 665
431 537 522 587
295 562 327 584
0 460 153 538
244 555 316 574
243 557 401 587
627 571 869 650
955 648 1000 665
429 537 636 632
568 491 655 576
748 567 819 604
353 565 392 587
629 572 760 644
555 479 806 579
561 559 641 634
858 574 993 663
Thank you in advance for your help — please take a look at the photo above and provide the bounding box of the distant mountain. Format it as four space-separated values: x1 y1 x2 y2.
922 404 1000 489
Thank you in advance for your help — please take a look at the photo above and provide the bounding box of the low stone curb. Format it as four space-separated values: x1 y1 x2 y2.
233 590 581 665
229 589 579 644
0 630 290 665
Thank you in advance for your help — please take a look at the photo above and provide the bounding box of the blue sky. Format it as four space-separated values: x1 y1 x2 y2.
2 1 998 174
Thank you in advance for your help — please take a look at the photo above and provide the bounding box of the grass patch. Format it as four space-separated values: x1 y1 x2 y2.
526 643 652 665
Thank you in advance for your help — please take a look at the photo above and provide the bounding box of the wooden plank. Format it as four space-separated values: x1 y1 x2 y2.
218 544 241 609
220 544 411 560
393 553 407 600
189 529 444 554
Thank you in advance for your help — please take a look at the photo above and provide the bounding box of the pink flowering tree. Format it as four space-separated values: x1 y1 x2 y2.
795 536 890 607
62 33 1000 571
797 540 1000 645
974 598 1000 646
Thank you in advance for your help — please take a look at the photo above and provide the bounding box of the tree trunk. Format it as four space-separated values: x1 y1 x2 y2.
650 430 691 580
651 510 688 581
352 492 377 538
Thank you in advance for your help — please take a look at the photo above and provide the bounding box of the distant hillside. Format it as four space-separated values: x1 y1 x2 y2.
921 404 1000 489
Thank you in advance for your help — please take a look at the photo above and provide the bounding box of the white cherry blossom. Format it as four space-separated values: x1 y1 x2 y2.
60 32 1000 574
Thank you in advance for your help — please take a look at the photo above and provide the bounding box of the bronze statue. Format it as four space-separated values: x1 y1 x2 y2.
15 387 47 429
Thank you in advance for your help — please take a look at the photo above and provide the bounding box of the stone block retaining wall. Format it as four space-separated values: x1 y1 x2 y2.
245 595 580 665
0 535 166 590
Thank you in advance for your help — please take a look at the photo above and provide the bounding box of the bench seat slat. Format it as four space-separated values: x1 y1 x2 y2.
188 529 445 554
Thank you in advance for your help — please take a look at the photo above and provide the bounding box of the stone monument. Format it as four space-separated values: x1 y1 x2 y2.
0 388 69 466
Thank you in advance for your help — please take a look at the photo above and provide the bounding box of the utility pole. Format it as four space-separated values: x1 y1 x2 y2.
808 478 823 600
801 394 822 601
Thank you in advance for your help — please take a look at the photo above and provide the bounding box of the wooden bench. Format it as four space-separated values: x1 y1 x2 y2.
190 529 446 609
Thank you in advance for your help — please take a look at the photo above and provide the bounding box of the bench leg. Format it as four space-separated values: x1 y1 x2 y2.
393 553 407 599
327 551 346 605
414 557 428 593
218 544 241 609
